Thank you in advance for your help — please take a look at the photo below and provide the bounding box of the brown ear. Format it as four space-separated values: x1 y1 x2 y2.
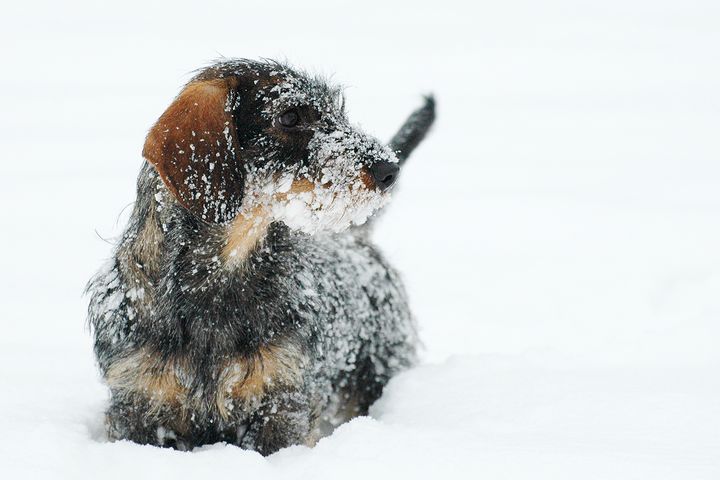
143 79 244 223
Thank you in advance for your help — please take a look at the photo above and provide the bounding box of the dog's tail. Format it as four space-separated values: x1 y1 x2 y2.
388 95 435 166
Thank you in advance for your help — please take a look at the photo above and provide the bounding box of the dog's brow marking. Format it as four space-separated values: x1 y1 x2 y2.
222 206 270 265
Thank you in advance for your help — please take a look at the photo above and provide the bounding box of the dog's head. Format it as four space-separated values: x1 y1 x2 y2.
143 59 400 234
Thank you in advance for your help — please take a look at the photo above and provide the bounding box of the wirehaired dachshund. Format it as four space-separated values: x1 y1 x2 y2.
87 59 435 454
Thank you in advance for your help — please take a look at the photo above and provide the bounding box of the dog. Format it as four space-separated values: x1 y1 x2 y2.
87 59 435 454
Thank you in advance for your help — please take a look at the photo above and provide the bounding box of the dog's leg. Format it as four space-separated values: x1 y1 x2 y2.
239 389 317 455
388 95 436 165
106 397 187 448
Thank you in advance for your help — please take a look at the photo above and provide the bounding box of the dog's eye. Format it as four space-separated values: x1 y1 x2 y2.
278 109 300 129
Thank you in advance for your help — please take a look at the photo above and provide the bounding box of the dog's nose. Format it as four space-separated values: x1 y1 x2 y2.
369 161 399 191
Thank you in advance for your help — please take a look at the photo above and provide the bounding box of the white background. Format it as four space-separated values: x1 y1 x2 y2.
1 1 719 478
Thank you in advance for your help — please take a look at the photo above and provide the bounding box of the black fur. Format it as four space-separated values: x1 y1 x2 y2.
389 95 436 165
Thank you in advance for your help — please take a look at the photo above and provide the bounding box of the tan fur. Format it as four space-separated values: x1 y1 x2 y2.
132 205 163 272
221 177 332 266
217 344 306 419
105 343 306 422
222 206 271 265
359 167 376 190
116 205 162 313
288 178 317 193
106 349 186 415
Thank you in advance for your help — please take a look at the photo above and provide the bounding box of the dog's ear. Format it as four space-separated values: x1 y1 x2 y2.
143 79 244 224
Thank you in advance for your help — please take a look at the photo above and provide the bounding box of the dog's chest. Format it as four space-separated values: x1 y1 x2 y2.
264 230 398 323
98 226 409 433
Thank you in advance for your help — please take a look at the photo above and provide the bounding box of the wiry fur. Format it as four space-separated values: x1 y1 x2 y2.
87 59 434 454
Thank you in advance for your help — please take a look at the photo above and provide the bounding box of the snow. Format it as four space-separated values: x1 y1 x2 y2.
2 0 720 478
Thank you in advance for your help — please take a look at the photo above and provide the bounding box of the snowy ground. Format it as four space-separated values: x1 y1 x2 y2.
2 1 720 478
